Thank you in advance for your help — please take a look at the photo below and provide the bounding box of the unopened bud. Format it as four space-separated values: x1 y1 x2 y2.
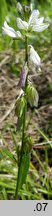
17 2 23 14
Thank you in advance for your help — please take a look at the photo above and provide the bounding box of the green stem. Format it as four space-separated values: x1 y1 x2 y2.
12 39 16 52
25 35 28 89
14 36 28 200
12 39 16 64
25 36 28 64
14 105 26 200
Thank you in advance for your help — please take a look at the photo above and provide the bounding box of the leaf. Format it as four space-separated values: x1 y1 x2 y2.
15 90 24 116
0 0 8 33
17 152 30 191
15 95 27 129
0 148 17 163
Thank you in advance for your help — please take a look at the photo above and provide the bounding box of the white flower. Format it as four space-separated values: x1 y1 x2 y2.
17 18 28 30
2 21 22 39
17 9 49 32
28 10 40 25
29 45 41 66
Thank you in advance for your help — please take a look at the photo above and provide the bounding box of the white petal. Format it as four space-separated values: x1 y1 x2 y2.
2 21 17 38
32 23 49 32
29 45 41 66
28 10 39 25
36 17 44 24
2 27 17 38
3 21 15 32
2 21 22 39
16 31 23 38
17 18 28 30
4 21 10 29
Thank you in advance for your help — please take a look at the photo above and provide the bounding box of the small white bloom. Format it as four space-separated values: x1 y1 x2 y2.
29 10 49 32
28 10 39 25
17 18 28 30
2 21 22 39
17 9 49 33
2 21 17 38
29 45 41 66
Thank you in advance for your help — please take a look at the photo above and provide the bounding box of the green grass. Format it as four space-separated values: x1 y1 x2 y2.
0 125 52 200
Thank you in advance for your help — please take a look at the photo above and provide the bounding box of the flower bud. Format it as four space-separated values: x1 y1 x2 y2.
17 2 23 15
26 84 39 107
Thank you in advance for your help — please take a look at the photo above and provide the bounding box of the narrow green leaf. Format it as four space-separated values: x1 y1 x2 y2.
0 148 17 163
15 95 27 130
17 152 30 191
0 0 8 33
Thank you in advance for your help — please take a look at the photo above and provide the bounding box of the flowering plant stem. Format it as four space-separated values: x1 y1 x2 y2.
14 105 26 199
14 36 28 200
25 36 28 63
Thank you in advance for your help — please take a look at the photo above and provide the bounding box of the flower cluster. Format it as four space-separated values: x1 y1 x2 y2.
17 9 49 32
2 21 22 39
2 4 49 67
